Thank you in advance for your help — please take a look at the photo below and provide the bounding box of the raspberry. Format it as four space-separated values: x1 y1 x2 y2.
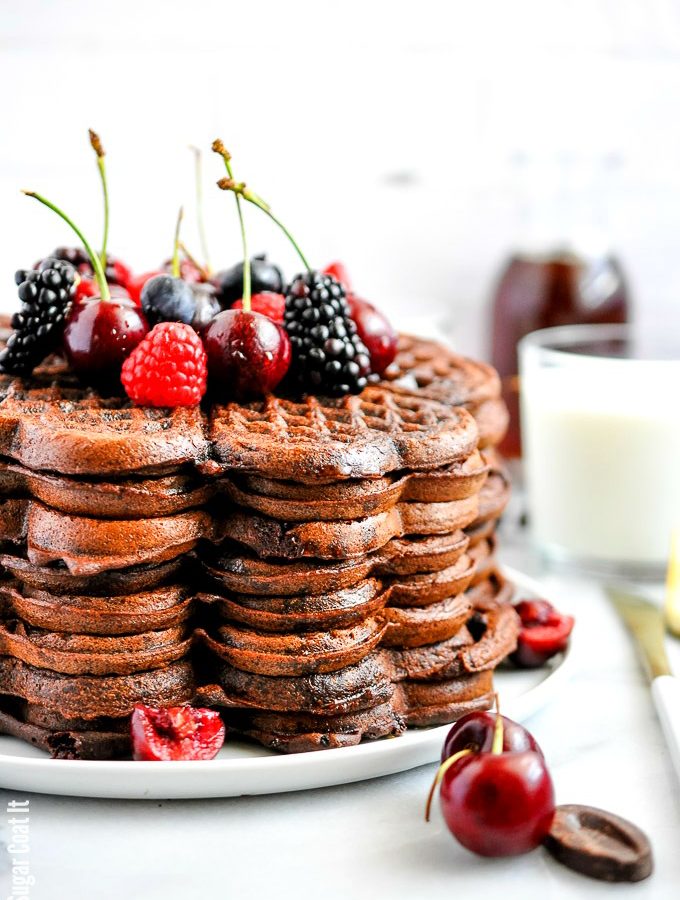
231 292 285 323
121 322 207 407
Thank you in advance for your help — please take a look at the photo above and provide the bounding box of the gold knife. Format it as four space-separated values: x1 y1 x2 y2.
608 586 680 782
664 530 680 638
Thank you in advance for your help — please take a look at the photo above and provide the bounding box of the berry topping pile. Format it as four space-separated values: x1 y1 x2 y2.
5 132 399 409
122 322 208 407
130 704 225 761
284 271 371 395
0 260 76 375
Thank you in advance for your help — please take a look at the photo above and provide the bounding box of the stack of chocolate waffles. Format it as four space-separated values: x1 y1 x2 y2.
0 331 517 758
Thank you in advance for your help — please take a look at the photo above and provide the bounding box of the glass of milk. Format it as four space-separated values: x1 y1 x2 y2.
520 324 680 578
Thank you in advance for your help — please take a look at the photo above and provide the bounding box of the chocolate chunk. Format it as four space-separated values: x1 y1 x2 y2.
544 804 653 882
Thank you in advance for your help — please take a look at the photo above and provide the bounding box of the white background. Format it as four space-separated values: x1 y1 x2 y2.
3 0 680 357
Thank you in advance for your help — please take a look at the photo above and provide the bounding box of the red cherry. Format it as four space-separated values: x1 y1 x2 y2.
441 711 542 763
130 704 226 761
231 292 285 323
163 258 205 284
348 296 397 375
108 257 133 289
63 297 149 381
511 599 575 668
75 277 99 302
127 271 164 306
439 747 555 857
203 309 291 398
323 261 352 292
76 275 131 303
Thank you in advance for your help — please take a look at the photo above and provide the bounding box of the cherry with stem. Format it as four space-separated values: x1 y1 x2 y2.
203 140 292 397
425 695 555 858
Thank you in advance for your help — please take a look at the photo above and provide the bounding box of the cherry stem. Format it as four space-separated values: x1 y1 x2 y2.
190 145 211 274
424 748 474 822
212 140 251 312
22 190 110 302
88 129 109 270
179 242 210 281
491 693 504 755
212 153 312 272
171 207 184 279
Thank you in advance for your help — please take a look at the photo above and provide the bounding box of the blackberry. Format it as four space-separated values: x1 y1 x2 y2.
284 271 372 395
50 247 126 285
0 259 76 375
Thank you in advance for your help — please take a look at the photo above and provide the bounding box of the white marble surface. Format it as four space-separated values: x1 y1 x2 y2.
1 529 679 899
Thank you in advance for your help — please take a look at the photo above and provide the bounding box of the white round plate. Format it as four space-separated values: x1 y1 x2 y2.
0 567 574 799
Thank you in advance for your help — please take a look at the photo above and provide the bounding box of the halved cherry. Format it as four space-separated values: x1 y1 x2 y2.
511 599 575 668
130 704 226 761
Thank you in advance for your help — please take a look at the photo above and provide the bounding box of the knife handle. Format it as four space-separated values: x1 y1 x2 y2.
652 675 680 783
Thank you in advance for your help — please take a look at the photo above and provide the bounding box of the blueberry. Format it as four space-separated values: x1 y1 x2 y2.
191 283 221 331
141 274 196 326
212 254 284 307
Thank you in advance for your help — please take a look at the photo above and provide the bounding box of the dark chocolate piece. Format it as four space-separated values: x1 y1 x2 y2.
544 804 653 882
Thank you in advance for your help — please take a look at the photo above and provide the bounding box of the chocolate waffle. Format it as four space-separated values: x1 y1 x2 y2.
0 364 210 476
0 553 184 595
224 701 405 753
209 388 478 481
202 531 471 597
198 651 395 717
223 450 488 521
219 496 479 560
381 335 509 449
0 701 132 759
0 460 214 518
0 657 195 752
199 578 389 633
0 582 193 636
0 333 497 480
0 499 213 575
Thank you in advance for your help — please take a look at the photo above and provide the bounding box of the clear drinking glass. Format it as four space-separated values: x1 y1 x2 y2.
520 324 680 579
